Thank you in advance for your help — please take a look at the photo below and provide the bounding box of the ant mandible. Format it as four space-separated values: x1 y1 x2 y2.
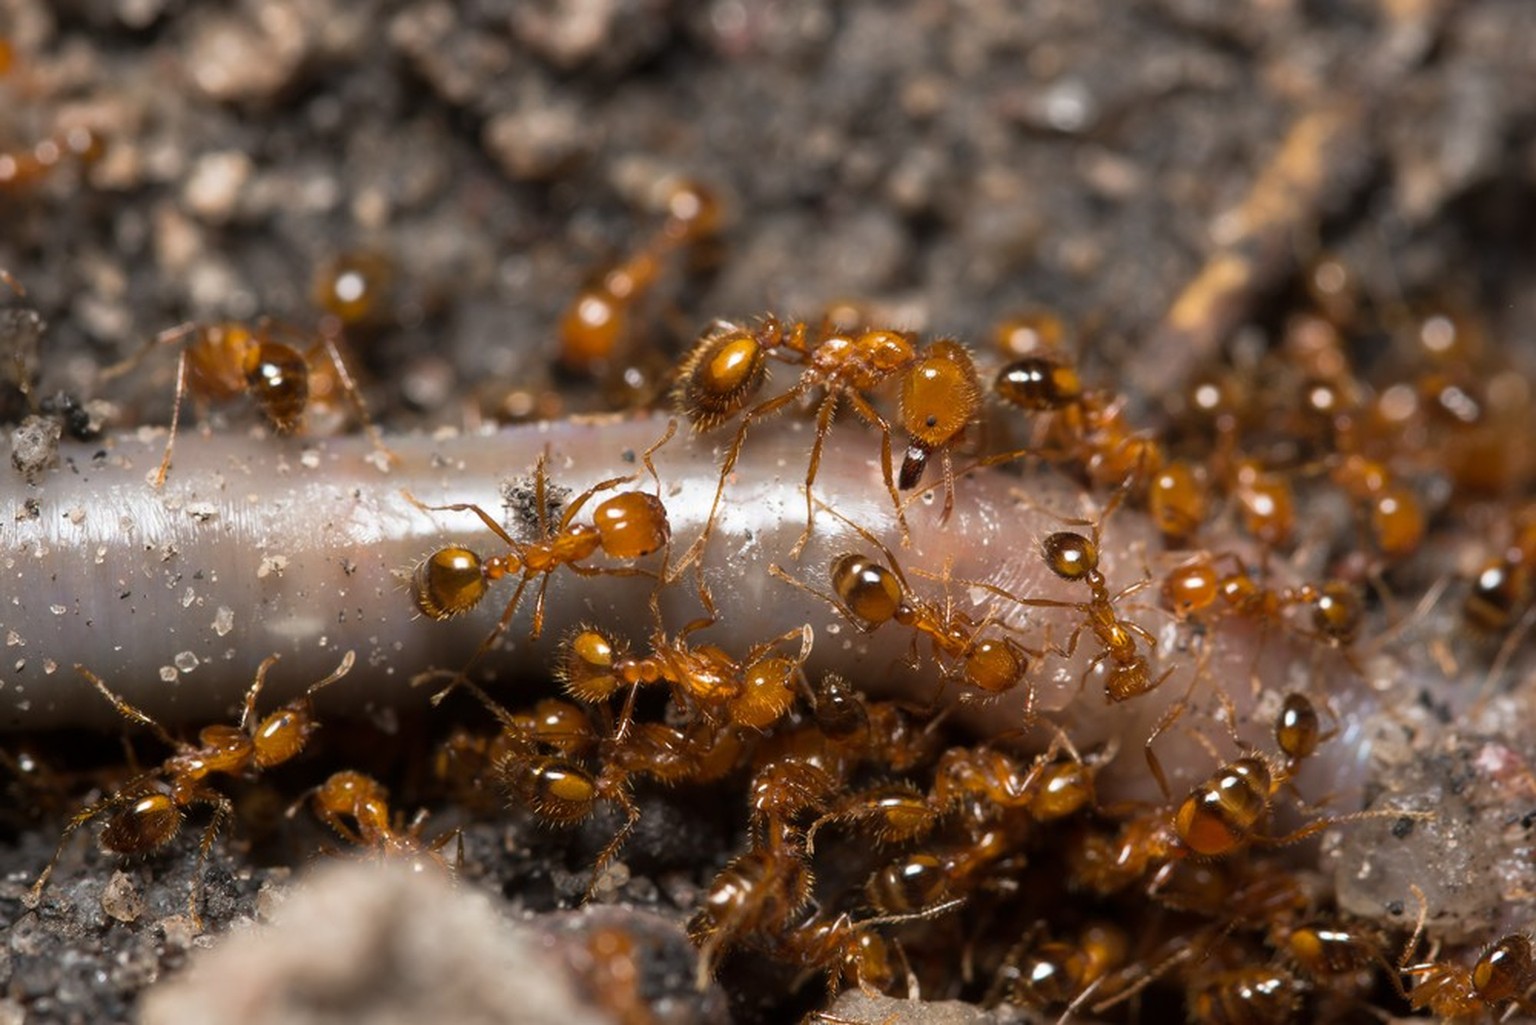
101 317 393 488
27 650 355 923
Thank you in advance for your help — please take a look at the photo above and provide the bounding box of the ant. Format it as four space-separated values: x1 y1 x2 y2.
406 421 675 659
297 769 460 872
1400 888 1536 1019
1184 965 1304 1025
558 178 721 375
556 616 812 733
992 335 1165 492
1327 453 1426 561
101 316 393 488
27 650 355 923
690 837 815 989
1463 502 1536 633
1171 749 1425 860
970 490 1172 704
1158 551 1365 648
990 920 1130 1016
672 314 986 564
769 497 1039 711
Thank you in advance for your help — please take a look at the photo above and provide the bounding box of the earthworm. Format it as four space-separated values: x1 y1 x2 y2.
2 412 1374 804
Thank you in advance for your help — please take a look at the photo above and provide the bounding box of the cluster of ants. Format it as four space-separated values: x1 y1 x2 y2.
9 175 1536 1025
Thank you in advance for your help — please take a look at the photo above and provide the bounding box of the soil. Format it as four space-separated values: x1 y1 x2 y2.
4 1 1536 1023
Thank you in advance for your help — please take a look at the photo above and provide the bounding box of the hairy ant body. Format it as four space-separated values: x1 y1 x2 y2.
674 314 985 562
27 651 354 922
408 424 674 656
103 317 392 488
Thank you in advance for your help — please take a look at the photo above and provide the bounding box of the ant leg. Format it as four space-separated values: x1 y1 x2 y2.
1143 699 1187 801
789 391 842 559
674 387 801 575
303 649 357 697
584 790 640 902
937 448 957 525
153 346 193 489
188 790 235 929
76 666 182 749
401 491 520 550
25 791 133 908
846 390 909 549
312 325 396 469
639 417 676 496
1257 807 1434 849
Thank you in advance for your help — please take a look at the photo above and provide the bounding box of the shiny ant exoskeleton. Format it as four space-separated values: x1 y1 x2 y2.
407 423 675 658
298 769 460 873
770 498 1039 711
27 650 355 923
559 178 721 376
673 315 986 563
102 317 393 488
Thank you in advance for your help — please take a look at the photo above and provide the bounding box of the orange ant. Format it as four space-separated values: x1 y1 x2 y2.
769 497 1039 711
991 920 1131 1016
993 340 1165 492
1400 887 1536 1019
297 769 460 872
559 178 721 375
406 422 675 659
1158 551 1365 649
1171 749 1426 861
673 314 986 564
556 612 812 734
435 676 649 900
690 838 815 989
27 650 355 923
101 316 393 488
970 490 1172 705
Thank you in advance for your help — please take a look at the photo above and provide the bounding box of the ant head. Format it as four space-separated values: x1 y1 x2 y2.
674 320 769 431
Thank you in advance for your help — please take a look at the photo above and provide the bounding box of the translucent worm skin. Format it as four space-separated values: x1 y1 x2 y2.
0 413 1365 801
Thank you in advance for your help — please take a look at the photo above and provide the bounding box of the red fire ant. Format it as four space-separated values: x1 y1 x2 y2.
27 650 355 923
101 317 392 488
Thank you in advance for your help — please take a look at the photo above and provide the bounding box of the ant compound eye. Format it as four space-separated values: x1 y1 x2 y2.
412 546 487 620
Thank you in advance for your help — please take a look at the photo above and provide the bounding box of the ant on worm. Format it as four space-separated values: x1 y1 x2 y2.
102 317 393 488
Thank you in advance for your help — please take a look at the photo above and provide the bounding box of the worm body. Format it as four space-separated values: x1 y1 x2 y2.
3 414 1368 802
